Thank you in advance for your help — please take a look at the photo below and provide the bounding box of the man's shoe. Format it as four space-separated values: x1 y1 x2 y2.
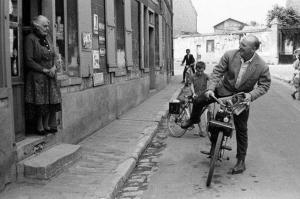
232 159 246 174
181 120 193 129
181 80 185 84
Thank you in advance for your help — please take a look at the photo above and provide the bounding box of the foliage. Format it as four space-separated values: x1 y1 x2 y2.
266 5 300 27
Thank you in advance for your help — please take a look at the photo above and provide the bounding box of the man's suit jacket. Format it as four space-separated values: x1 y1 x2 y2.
208 49 271 101
182 54 195 66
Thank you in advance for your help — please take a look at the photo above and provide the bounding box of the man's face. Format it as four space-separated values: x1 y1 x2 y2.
239 37 255 60
196 67 204 75
186 50 190 55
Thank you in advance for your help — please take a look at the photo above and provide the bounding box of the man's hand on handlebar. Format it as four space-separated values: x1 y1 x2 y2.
205 90 215 99
243 93 252 102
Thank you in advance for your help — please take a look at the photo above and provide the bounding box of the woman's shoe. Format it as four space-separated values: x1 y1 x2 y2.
49 128 58 134
36 130 46 135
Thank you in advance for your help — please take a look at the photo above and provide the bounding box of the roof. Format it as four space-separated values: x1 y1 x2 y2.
213 18 248 28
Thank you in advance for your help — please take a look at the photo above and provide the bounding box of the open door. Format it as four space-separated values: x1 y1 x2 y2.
9 0 42 141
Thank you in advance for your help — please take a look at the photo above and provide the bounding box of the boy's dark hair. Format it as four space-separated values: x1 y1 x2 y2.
196 61 206 70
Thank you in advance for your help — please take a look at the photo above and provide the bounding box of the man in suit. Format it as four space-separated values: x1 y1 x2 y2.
181 49 195 83
182 35 271 174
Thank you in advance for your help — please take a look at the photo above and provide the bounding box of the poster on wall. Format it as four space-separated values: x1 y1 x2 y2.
99 23 105 31
100 48 106 56
93 50 100 69
93 72 104 86
93 14 98 34
82 32 92 50
99 36 105 44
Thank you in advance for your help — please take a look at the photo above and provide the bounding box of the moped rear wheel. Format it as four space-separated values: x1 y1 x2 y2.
167 109 188 138
206 131 223 186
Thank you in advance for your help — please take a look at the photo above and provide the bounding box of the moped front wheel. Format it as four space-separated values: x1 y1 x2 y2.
206 131 223 186
167 110 188 138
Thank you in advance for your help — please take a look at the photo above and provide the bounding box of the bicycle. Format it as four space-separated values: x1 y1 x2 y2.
205 92 249 187
167 95 211 138
183 64 195 86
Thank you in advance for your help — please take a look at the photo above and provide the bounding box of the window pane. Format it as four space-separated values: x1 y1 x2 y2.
55 0 66 73
10 28 18 76
66 0 79 77
9 0 18 23
115 0 125 67
131 0 140 68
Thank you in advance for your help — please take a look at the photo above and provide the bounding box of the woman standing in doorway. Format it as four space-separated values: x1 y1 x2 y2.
24 15 61 135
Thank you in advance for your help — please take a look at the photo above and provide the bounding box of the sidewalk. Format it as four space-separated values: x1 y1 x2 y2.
1 76 183 199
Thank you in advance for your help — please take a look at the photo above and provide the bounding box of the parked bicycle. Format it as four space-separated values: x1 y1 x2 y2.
205 92 249 187
167 95 211 137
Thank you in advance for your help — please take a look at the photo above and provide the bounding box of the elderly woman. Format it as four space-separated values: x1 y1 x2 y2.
24 15 61 135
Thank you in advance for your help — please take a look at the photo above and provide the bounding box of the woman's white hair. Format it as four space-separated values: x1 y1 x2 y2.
32 15 49 27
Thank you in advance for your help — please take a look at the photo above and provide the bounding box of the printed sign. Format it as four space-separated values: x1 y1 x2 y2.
93 72 104 86
82 32 92 50
93 50 100 69
93 14 98 34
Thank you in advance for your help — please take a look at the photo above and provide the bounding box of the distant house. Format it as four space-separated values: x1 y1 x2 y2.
214 18 248 33
173 0 198 36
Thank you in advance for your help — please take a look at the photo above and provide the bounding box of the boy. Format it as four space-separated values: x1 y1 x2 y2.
190 61 209 137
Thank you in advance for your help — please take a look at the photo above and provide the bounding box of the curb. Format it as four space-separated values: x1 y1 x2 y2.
103 83 184 199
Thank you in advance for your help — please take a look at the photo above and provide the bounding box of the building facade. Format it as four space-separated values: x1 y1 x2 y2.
213 18 248 33
0 0 173 190
173 0 197 36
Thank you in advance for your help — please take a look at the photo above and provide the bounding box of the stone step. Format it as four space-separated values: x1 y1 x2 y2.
17 144 81 182
16 133 57 162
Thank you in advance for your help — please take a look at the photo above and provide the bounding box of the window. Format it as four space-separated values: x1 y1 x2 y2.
206 40 214 53
9 0 19 77
55 0 79 77
155 14 159 67
131 0 140 68
115 0 125 67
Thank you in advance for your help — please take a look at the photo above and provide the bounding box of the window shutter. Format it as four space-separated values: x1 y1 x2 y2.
158 15 163 68
105 0 117 70
78 0 92 77
124 0 133 70
139 3 144 69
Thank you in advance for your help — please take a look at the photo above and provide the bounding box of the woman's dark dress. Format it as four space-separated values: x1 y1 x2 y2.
24 30 61 130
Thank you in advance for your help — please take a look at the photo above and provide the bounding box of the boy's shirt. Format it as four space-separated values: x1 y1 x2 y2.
191 73 209 96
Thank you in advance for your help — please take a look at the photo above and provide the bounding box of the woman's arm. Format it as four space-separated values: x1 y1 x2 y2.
24 36 47 73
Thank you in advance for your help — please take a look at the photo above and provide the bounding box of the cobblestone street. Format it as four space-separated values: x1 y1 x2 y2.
117 119 169 199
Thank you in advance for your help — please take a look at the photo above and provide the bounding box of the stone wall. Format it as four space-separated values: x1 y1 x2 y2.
174 28 279 65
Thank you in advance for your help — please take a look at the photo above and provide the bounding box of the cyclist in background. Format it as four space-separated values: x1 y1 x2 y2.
181 49 195 84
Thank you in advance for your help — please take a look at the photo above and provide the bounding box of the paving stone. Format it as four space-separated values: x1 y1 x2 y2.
123 186 139 191
122 191 144 197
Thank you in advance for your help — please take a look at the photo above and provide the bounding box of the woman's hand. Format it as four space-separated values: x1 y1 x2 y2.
49 66 56 78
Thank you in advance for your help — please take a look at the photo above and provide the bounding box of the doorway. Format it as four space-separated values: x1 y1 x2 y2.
9 0 42 141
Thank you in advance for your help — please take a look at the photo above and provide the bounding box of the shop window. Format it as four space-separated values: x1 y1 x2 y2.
206 40 215 53
115 0 125 67
55 0 79 77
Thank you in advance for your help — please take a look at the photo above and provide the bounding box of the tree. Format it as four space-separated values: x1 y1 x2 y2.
266 5 300 27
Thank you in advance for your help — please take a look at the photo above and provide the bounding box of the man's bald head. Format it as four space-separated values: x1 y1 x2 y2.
243 34 260 51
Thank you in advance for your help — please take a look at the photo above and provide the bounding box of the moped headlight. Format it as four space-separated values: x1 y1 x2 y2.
223 117 229 123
